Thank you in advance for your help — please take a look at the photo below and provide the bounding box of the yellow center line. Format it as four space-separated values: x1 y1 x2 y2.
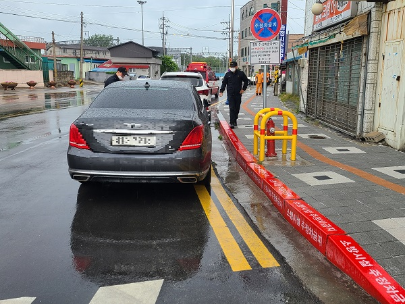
210 172 280 268
194 184 252 272
209 98 227 108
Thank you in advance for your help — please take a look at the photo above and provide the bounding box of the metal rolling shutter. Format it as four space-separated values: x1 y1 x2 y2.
307 37 363 134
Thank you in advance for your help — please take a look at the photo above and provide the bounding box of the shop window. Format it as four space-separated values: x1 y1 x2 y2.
25 56 35 63
271 2 279 12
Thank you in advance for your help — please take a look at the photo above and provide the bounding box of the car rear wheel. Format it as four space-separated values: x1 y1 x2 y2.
198 165 211 188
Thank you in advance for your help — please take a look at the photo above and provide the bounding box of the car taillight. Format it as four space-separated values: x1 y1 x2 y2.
69 124 90 149
179 125 204 151
198 89 209 95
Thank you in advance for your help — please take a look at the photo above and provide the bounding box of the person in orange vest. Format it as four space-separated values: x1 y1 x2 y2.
273 66 280 96
255 69 264 96
266 71 270 86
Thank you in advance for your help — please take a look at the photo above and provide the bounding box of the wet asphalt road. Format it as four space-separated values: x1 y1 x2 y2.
0 86 376 303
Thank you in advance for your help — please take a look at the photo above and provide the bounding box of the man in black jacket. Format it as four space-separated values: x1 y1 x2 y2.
104 67 128 88
219 61 248 129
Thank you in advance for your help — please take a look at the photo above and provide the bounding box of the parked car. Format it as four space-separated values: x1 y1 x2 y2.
247 75 256 85
185 62 220 98
136 75 150 80
67 80 212 185
160 71 212 121
160 71 212 105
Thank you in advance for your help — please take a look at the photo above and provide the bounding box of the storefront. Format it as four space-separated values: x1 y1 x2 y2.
307 36 364 134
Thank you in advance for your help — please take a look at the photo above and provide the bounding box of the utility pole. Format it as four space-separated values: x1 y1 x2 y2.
80 12 84 84
237 32 241 67
52 31 57 81
159 13 168 56
230 0 234 61
221 18 231 64
137 1 147 45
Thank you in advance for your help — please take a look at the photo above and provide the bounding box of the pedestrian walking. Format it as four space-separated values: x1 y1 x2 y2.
104 67 128 88
219 61 249 129
255 69 264 96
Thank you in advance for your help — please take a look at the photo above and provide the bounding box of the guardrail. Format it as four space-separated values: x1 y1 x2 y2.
253 108 298 162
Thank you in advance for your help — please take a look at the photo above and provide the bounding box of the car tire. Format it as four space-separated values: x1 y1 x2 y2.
199 165 211 188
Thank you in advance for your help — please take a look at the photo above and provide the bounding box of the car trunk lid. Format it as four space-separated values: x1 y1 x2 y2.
75 109 197 154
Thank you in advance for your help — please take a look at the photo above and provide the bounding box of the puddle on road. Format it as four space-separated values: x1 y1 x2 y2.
0 90 98 152
0 90 96 119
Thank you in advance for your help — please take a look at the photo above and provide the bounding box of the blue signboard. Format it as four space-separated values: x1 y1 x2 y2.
279 24 287 62
250 8 282 41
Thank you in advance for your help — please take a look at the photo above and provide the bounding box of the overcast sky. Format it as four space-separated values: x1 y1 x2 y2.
0 0 306 55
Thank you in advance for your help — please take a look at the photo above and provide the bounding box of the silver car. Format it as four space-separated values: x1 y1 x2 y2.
67 80 212 185
160 72 212 105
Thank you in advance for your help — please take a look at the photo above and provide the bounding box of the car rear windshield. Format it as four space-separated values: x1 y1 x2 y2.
198 72 207 80
91 87 194 110
161 76 203 87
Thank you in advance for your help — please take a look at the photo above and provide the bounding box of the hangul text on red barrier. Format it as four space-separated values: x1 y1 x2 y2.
341 240 405 303
293 201 338 232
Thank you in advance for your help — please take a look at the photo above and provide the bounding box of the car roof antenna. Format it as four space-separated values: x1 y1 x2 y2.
144 82 150 90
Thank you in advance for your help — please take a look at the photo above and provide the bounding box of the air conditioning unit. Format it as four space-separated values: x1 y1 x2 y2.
298 58 306 68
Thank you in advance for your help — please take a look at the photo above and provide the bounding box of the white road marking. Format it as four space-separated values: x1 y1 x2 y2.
89 279 164 304
372 166 405 179
0 135 66 163
373 218 405 245
322 147 366 154
292 171 355 186
0 298 36 304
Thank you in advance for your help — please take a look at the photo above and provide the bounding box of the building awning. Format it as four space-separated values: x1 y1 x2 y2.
283 55 302 63
90 68 118 72
97 60 149 70
80 58 106 63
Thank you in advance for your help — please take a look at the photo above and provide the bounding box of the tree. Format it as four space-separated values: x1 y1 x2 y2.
84 34 116 47
160 56 179 74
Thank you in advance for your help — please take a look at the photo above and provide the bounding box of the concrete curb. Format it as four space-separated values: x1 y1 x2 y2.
218 119 405 304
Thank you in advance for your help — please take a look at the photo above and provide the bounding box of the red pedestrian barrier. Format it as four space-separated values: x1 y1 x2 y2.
284 200 345 254
327 235 405 304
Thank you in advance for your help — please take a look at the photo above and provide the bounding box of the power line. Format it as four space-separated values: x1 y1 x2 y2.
0 0 232 11
168 20 226 33
0 10 77 23
0 10 230 41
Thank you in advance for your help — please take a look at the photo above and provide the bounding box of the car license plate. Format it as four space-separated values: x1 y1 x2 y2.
111 135 156 146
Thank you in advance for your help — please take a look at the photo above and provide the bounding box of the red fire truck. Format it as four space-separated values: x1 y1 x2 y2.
185 62 220 98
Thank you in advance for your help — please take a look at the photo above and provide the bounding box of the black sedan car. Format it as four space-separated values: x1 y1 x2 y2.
67 80 212 185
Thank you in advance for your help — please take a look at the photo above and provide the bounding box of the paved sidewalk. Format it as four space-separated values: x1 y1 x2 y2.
216 87 405 303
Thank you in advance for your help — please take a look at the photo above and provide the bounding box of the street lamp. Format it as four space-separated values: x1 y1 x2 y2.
137 1 147 45
312 0 323 16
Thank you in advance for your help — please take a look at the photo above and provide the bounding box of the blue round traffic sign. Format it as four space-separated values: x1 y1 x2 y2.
250 8 282 41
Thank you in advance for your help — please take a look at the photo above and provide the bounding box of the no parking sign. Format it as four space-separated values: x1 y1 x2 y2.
250 8 282 41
